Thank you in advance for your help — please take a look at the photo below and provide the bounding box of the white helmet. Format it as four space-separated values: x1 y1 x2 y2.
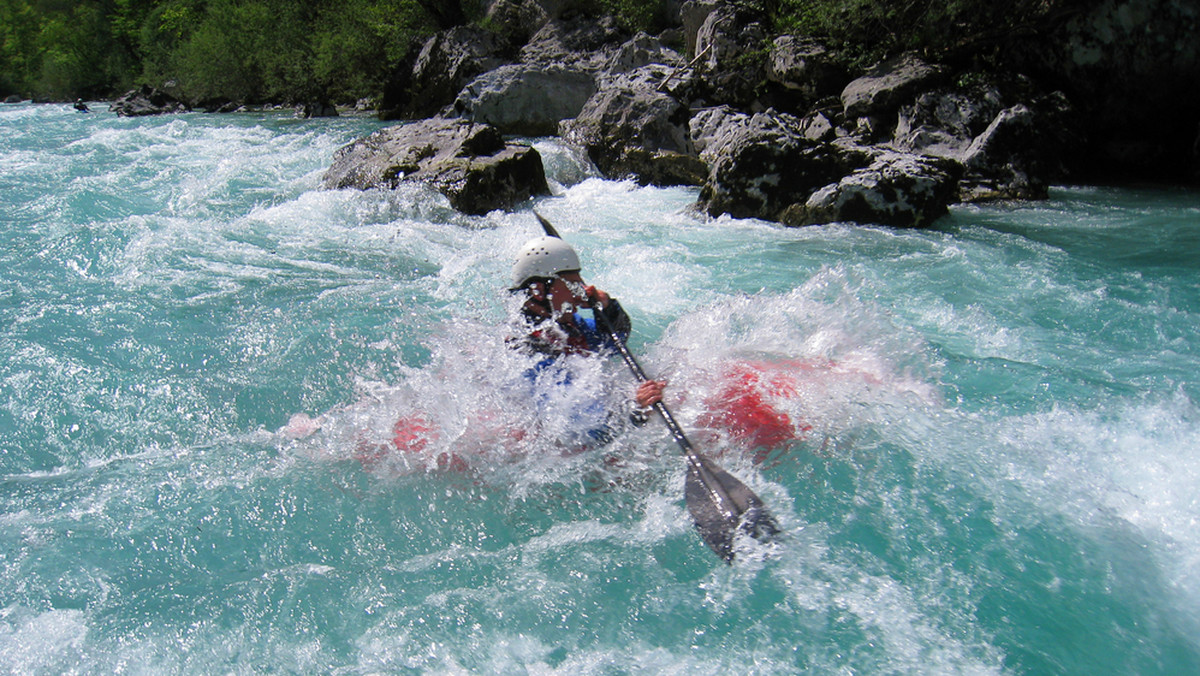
510 236 580 289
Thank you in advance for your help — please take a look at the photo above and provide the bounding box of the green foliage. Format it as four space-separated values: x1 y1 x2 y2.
599 0 671 34
0 0 438 103
1 0 137 99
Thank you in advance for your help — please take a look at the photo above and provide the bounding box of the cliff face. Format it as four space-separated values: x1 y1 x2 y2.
1006 0 1200 180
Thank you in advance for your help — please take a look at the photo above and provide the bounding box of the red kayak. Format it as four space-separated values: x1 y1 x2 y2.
697 359 814 459
372 357 817 472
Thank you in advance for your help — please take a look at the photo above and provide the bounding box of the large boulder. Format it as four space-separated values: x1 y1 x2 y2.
697 109 856 221
892 86 1005 160
484 0 551 46
561 65 705 186
891 81 1074 201
841 53 948 135
689 105 750 162
519 15 630 72
765 35 848 110
296 101 338 118
379 26 512 120
783 151 960 228
693 3 769 108
109 85 189 116
958 101 1071 201
453 64 596 136
606 31 686 76
322 118 550 215
680 0 720 57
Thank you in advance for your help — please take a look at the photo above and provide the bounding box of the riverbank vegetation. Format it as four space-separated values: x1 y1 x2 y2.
0 0 1081 105
0 0 446 104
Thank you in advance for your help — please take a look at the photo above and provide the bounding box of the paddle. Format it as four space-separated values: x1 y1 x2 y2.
532 211 779 562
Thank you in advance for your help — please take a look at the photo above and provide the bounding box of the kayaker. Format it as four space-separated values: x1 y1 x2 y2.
509 236 665 427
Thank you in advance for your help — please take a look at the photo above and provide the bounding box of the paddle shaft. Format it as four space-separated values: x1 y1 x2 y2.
590 305 738 522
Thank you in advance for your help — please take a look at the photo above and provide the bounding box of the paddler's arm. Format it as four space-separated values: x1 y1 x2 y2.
585 285 631 339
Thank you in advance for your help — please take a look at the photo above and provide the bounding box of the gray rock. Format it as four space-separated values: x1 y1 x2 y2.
697 109 850 220
680 0 720 56
892 88 1004 159
322 118 549 215
958 104 1048 200
383 26 512 120
689 105 750 161
606 32 685 76
520 15 629 71
767 35 847 103
454 64 596 136
841 53 947 119
562 65 705 186
694 4 769 108
296 101 339 118
484 0 550 46
784 151 960 227
109 85 190 117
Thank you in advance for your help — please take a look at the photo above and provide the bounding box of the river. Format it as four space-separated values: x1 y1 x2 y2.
2 102 1198 673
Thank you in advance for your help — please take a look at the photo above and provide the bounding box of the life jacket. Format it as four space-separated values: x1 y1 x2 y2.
516 300 631 358
511 300 634 447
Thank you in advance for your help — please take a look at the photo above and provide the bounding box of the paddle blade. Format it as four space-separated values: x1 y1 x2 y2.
533 211 561 238
684 454 779 563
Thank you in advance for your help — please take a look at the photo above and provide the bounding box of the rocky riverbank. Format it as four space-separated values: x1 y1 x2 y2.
99 0 1200 226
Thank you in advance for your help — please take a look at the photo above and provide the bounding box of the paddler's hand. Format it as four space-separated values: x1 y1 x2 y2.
634 379 666 408
584 285 611 309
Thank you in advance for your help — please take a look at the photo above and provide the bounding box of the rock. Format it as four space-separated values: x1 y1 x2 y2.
895 86 1004 151
799 110 838 143
887 77 1074 201
561 65 705 186
689 105 750 162
379 26 512 120
783 151 960 227
606 31 685 75
694 3 769 108
296 101 339 118
198 98 241 113
958 104 1048 200
453 64 595 136
841 53 947 120
697 109 852 221
322 117 550 215
766 35 847 105
520 15 630 72
680 0 720 56
892 88 1003 160
109 85 190 116
484 0 550 46
4 94 22 103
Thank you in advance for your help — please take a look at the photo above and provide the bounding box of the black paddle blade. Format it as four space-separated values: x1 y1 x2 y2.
684 454 780 563
533 211 561 238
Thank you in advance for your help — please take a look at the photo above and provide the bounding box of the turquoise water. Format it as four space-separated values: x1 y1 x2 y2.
2 103 1198 674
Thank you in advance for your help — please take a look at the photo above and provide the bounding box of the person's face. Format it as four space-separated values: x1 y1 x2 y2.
546 271 587 314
